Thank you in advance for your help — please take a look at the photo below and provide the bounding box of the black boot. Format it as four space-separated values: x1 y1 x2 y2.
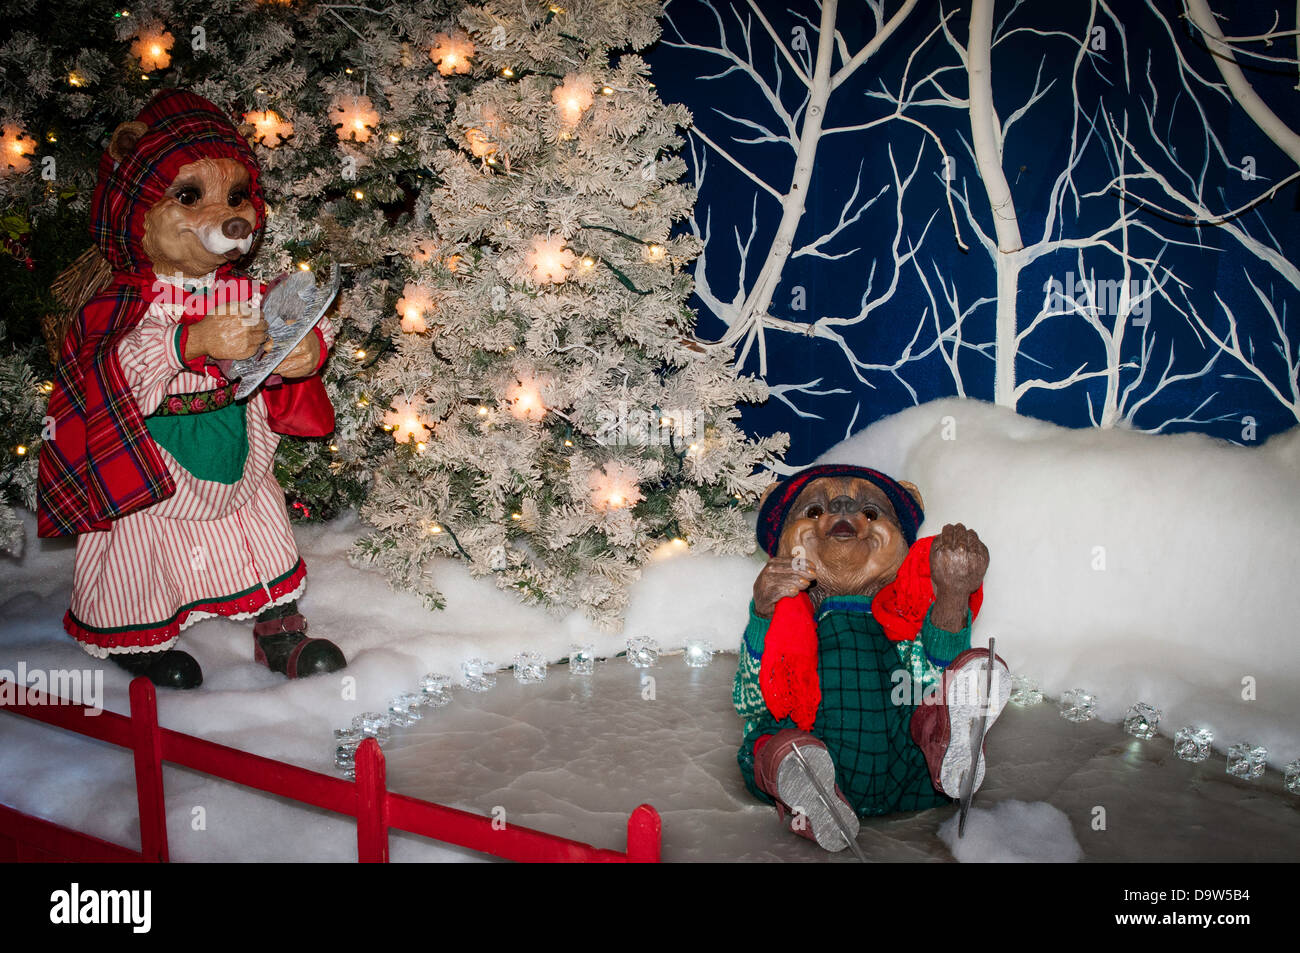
253 601 346 678
110 649 203 690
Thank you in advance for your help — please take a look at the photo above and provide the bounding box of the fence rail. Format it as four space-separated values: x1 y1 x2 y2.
0 677 660 863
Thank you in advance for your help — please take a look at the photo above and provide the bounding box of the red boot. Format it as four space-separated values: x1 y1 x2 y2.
910 648 1011 798
754 729 860 852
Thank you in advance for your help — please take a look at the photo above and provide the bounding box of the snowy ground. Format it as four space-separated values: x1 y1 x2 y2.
1 398 1297 861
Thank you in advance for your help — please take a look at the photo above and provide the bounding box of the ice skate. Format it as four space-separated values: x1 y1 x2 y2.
912 646 1011 799
755 729 861 852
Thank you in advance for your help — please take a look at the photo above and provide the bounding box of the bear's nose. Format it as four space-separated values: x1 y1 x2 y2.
222 217 252 240
827 495 859 515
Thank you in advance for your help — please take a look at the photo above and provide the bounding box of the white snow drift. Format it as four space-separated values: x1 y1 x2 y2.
0 397 1296 863
820 398 1300 766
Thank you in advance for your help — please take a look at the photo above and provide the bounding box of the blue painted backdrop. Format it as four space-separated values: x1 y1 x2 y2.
645 0 1300 466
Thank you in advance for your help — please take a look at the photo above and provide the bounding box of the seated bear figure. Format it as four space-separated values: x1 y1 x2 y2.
733 464 1010 851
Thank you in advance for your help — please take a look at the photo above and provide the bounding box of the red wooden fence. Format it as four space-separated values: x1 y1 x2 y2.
0 677 660 863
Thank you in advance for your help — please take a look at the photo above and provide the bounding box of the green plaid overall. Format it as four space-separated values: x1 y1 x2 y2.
734 594 970 817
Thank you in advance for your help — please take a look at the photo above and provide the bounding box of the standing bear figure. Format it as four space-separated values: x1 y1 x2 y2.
733 464 1011 852
37 90 346 689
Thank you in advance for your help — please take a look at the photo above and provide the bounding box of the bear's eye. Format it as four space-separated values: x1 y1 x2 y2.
227 189 249 207
862 505 879 520
174 187 200 206
804 504 824 518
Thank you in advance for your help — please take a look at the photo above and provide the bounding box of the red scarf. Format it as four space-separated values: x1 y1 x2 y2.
758 535 984 730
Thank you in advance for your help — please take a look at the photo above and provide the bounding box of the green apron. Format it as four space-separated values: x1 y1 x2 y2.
145 396 249 485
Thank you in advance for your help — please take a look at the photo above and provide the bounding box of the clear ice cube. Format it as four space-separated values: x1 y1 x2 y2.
352 711 390 743
1174 725 1213 763
419 673 452 707
461 658 497 692
334 741 358 774
513 652 547 683
1058 688 1096 723
1009 674 1043 707
1285 759 1300 795
570 644 595 676
1226 743 1267 780
626 636 658 668
1123 702 1161 740
388 692 424 726
683 639 713 668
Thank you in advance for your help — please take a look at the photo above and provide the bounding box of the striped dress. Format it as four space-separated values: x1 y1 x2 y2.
65 277 332 658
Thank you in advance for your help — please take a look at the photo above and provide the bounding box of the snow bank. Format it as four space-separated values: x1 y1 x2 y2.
0 509 760 860
818 398 1300 765
938 800 1083 863
1 396 1296 861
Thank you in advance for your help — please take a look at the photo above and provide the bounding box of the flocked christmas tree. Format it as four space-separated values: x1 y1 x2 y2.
355 0 785 627
0 0 467 534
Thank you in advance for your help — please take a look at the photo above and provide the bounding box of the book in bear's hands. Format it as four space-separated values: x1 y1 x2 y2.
229 266 340 400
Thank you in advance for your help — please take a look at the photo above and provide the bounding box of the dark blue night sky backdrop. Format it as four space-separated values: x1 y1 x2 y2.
643 0 1300 466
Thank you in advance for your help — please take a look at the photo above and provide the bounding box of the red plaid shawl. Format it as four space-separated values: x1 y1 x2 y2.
37 90 331 538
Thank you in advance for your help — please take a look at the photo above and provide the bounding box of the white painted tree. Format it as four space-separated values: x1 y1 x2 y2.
664 0 972 399
1094 0 1300 425
668 0 1300 445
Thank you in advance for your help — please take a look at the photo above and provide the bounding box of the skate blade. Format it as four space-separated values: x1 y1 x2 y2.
775 745 860 852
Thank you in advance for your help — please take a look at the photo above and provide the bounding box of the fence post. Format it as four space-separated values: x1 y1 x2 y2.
354 738 389 862
128 677 169 862
625 803 661 863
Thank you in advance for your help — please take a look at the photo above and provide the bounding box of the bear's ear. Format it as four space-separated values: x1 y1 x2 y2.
898 480 924 512
107 121 148 164
757 479 780 509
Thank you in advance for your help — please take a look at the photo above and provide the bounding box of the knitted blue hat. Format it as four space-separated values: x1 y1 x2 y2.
756 464 924 556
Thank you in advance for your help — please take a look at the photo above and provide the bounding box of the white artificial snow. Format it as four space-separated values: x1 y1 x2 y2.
938 800 1083 863
1 397 1297 862
819 398 1300 766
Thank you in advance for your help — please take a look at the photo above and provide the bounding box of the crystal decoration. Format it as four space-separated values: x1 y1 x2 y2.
352 711 390 743
1226 743 1267 780
1009 674 1043 707
683 639 713 668
388 692 424 726
570 644 595 676
1123 702 1161 740
334 742 358 778
1284 760 1300 795
513 652 547 683
461 658 497 692
626 636 658 668
1174 725 1213 763
1058 688 1096 723
419 672 452 707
